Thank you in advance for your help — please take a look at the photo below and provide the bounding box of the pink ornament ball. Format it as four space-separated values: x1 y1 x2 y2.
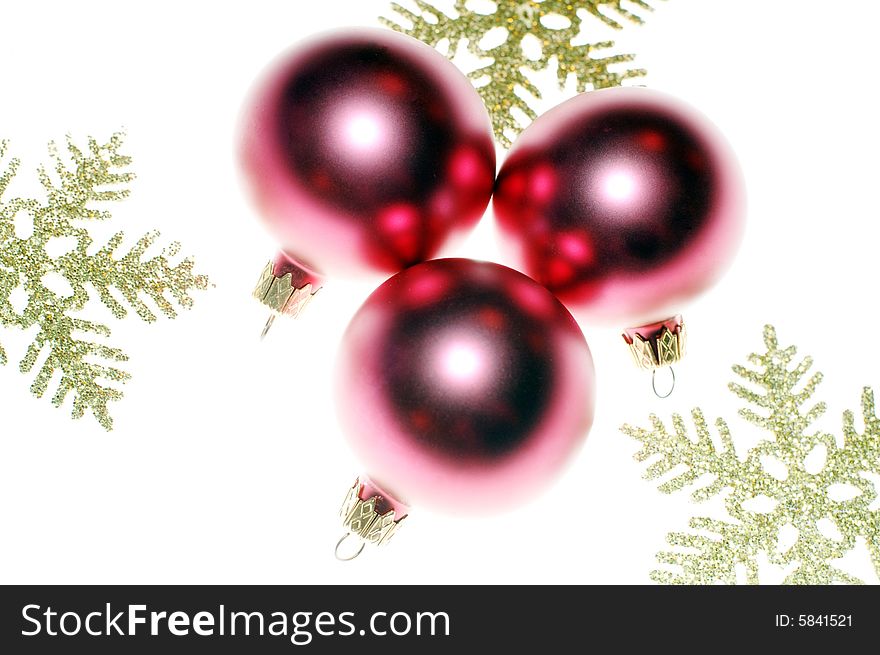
493 87 746 324
336 258 595 514
239 28 496 278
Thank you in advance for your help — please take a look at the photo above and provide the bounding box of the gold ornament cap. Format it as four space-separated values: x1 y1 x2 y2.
335 477 409 561
253 252 322 319
622 315 686 370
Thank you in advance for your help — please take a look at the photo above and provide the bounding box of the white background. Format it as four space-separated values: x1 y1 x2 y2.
1 0 878 584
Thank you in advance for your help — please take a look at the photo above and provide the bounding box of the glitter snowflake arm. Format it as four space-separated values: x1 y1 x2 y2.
826 388 880 578
729 325 828 453
0 140 17 198
20 313 130 431
545 40 644 95
0 141 20 365
582 0 654 28
622 404 776 583
383 1 472 52
39 134 134 223
0 134 209 429
622 410 748 501
383 1 655 147
625 325 880 584
56 231 208 323
383 1 541 138
652 518 761 585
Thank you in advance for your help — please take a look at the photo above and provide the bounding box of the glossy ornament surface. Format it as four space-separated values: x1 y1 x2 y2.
240 28 496 278
493 87 746 324
336 258 595 514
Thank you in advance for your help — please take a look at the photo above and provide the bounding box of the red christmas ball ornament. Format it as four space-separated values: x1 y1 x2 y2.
493 88 745 389
494 87 745 323
334 259 595 555
239 28 496 328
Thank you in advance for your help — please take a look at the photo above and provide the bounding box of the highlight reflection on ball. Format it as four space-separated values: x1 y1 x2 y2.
239 28 496 278
493 87 746 324
336 259 595 514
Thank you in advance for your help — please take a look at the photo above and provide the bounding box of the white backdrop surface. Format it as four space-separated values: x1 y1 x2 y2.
1 0 878 584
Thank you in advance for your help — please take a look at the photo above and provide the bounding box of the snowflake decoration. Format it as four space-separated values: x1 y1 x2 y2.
0 134 208 430
622 326 880 584
382 0 657 146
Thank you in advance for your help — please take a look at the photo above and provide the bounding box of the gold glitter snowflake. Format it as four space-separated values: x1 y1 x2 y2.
382 0 657 146
622 326 880 584
0 134 208 430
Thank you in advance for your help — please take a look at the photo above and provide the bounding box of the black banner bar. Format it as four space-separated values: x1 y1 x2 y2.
0 585 874 653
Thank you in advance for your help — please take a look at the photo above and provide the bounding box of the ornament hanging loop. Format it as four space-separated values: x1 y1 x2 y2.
336 478 408 559
623 316 686 399
260 313 276 340
652 366 676 399
334 533 365 562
